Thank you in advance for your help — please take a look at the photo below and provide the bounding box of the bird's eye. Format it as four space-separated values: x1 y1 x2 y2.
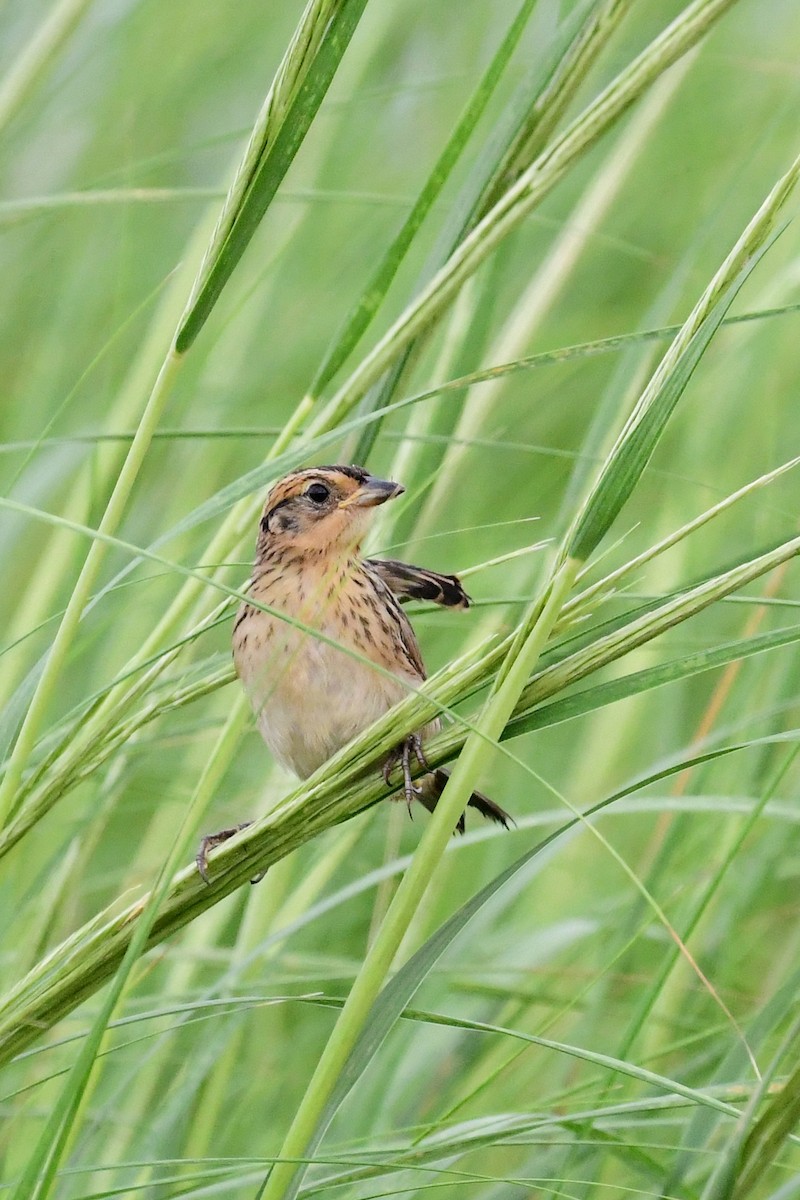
306 482 330 505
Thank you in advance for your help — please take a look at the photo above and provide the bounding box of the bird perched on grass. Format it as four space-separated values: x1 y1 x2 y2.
197 464 511 881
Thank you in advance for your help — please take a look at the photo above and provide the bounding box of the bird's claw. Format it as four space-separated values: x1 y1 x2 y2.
196 821 258 884
383 734 430 815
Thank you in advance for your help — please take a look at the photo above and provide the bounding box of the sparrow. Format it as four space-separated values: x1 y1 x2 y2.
196 464 511 881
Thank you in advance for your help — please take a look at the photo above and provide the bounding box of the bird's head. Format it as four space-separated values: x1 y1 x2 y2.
256 465 404 558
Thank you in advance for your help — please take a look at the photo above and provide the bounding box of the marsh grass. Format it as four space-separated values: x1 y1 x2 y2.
1 1 800 1198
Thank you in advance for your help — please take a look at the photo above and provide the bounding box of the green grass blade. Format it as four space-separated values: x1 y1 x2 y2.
309 0 539 395
176 0 369 353
311 0 741 434
511 621 800 737
4 2 800 1193
7 704 249 1200
310 0 636 465
567 146 800 563
733 1026 800 1200
473 0 634 220
257 782 760 1196
0 0 92 132
514 532 800 725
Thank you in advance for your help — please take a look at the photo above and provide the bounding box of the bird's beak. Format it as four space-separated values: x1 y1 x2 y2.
340 476 405 509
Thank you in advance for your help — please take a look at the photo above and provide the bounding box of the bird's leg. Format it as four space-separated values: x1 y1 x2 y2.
383 734 430 816
196 821 253 884
408 732 430 772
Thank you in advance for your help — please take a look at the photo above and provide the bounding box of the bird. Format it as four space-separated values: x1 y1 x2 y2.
196 464 511 881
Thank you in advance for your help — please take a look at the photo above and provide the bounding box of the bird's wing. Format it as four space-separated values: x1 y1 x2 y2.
362 563 428 679
364 558 470 609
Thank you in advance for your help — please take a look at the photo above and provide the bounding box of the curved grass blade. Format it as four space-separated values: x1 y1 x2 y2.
732 1022 800 1200
1 724 797 1073
308 0 637 463
176 0 370 353
312 0 742 435
513 624 800 734
567 208 794 564
512 533 800 729
509 622 800 737
0 0 92 132
667 967 800 1196
310 0 539 395
473 0 634 222
265 774 762 1200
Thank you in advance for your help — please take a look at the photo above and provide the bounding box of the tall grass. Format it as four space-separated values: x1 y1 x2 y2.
1 1 799 1198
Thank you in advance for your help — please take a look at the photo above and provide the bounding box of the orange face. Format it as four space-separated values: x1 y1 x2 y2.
256 465 404 556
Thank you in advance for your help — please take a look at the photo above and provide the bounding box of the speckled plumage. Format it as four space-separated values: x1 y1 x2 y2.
197 465 510 881
232 465 430 778
233 541 433 779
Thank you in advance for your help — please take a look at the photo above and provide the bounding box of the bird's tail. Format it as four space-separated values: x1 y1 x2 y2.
415 768 513 834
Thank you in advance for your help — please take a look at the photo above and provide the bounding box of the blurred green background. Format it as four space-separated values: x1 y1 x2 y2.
1 0 799 1196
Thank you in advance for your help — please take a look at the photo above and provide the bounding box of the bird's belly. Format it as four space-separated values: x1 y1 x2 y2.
234 620 410 779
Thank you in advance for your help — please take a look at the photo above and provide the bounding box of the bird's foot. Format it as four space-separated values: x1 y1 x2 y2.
383 734 430 815
196 821 261 884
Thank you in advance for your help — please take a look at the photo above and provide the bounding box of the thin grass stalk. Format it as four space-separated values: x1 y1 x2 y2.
310 0 539 397
329 0 640 467
476 0 634 217
0 0 92 131
298 0 633 463
309 0 739 436
0 0 371 834
176 0 370 351
0 242 216 737
565 147 800 564
7 700 251 1200
0 535 794 1069
4 412 797 861
415 58 692 551
0 349 185 830
255 557 578 1200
